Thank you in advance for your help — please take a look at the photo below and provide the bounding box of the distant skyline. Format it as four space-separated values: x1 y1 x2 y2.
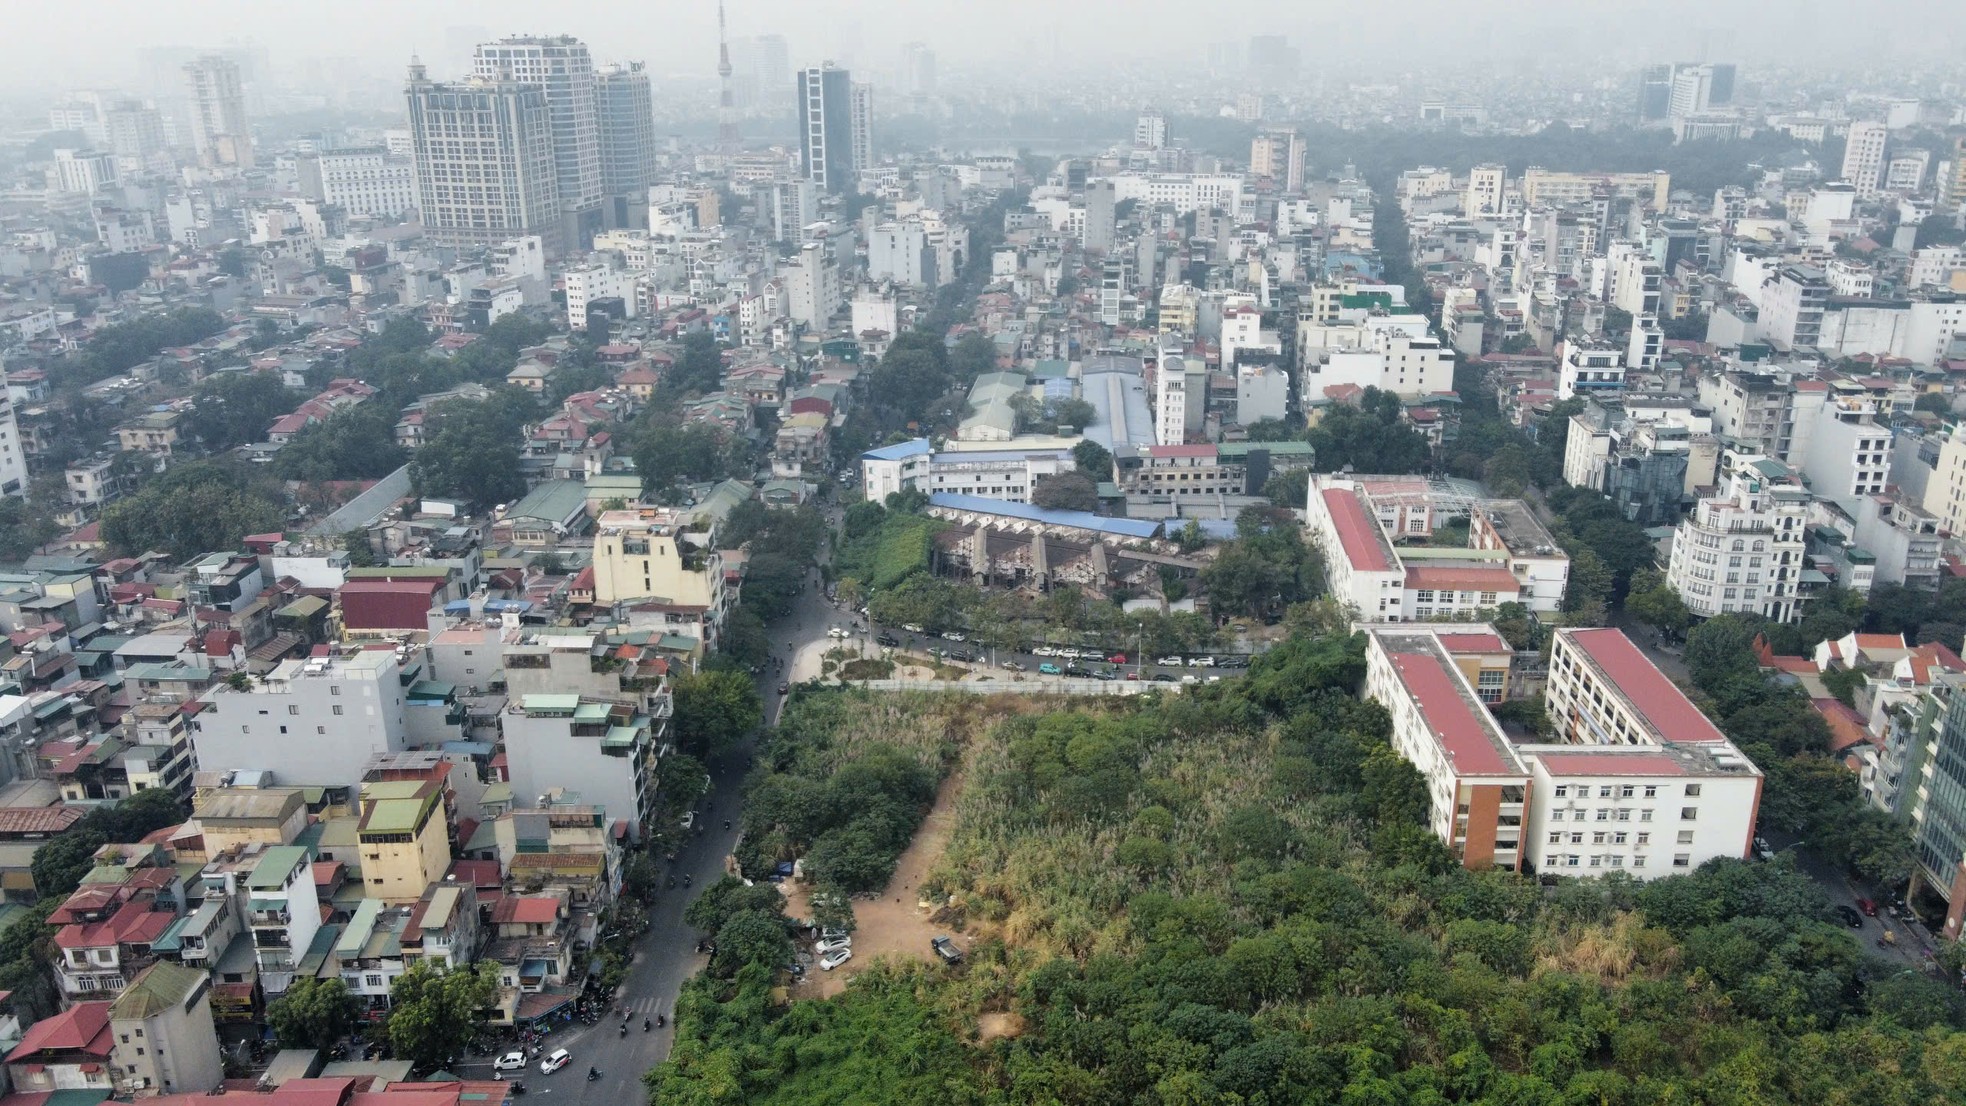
3 0 1962 97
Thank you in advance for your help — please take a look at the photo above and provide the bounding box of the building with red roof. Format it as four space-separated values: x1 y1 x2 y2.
1307 475 1568 622
338 579 446 635
4 1000 113 1094
1362 623 1760 878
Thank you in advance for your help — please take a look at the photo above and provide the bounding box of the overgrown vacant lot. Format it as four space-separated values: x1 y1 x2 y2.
651 633 1966 1106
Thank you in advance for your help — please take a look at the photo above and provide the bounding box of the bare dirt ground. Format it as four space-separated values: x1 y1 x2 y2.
784 764 970 998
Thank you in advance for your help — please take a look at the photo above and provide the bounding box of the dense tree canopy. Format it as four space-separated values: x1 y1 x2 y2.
1304 387 1432 474
101 460 286 560
407 396 532 507
183 371 303 452
272 404 406 481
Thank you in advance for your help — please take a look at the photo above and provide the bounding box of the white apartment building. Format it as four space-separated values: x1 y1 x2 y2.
1842 121 1889 199
1464 164 1505 216
0 388 28 493
1666 452 1810 622
1696 369 1828 464
1236 363 1289 425
1153 350 1201 446
867 221 935 286
191 649 408 790
298 148 416 219
1298 314 1454 399
53 148 117 195
183 55 253 168
849 82 874 173
784 241 839 329
404 63 563 256
1922 422 1966 538
474 36 604 245
1097 172 1245 216
1557 338 1626 401
1799 393 1892 513
563 263 639 330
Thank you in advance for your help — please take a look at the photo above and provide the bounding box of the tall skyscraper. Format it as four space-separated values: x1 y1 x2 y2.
849 82 874 176
902 42 936 105
102 99 169 170
796 63 854 194
1084 181 1116 254
596 62 658 217
404 59 563 256
1842 121 1889 200
1636 65 1673 122
474 36 603 248
182 56 253 169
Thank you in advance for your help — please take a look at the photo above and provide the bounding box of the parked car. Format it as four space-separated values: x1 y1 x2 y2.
1156 655 1184 666
820 947 853 971
1001 660 1024 671
1188 655 1216 667
1107 653 1127 664
1151 673 1176 682
827 626 849 639
877 634 900 647
946 649 973 662
679 811 696 831
1857 897 1878 917
941 630 967 642
1833 905 1865 928
777 683 789 695
1218 656 1249 669
1038 662 1062 675
1032 646 1058 657
1753 836 1775 861
1091 669 1117 682
931 936 964 964
495 1053 527 1072
815 935 852 955
1064 665 1091 678
540 1049 573 1074
902 623 925 633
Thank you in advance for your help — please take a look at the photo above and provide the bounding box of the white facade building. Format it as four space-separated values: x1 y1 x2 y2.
474 36 603 246
563 263 639 330
1666 452 1810 622
1841 121 1889 199
784 241 839 330
191 650 408 790
298 148 416 219
405 63 563 256
183 55 253 168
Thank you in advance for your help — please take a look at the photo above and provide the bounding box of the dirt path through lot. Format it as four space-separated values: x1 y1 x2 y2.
787 762 969 998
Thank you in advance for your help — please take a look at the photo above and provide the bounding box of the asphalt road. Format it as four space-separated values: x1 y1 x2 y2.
465 541 843 1101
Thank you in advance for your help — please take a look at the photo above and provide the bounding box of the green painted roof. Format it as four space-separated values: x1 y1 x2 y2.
506 479 590 524
110 961 206 1019
247 845 310 891
523 694 581 714
278 595 329 618
407 680 457 701
573 703 612 724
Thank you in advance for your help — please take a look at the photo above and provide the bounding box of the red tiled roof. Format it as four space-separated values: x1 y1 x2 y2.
1388 651 1515 776
1321 488 1390 571
1436 632 1509 654
54 900 174 951
0 806 83 835
5 1000 112 1061
1813 699 1873 754
1565 628 1727 744
495 896 561 925
1854 632 1906 650
1404 566 1521 592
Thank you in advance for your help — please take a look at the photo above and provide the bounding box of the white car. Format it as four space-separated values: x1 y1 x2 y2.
680 811 696 830
827 626 849 639
494 1052 526 1072
540 1049 573 1075
820 927 851 942
941 630 967 642
815 935 852 955
820 947 853 971
1032 646 1057 657
1157 655 1184 666
902 623 925 633
1188 655 1215 667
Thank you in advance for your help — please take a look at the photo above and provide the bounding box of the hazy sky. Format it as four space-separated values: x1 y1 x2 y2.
8 0 1964 96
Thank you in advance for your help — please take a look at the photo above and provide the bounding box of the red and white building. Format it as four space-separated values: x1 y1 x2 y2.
1308 474 1570 620
1364 623 1762 877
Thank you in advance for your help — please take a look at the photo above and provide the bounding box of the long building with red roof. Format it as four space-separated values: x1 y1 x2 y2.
1364 623 1761 877
1306 474 1569 623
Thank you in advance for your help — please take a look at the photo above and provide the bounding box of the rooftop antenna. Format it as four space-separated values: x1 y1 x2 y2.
717 1 739 151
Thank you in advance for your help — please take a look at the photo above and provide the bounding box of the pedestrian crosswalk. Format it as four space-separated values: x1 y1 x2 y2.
614 994 667 1019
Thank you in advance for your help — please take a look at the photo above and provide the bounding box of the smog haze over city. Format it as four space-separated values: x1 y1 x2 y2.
8 0 1966 1104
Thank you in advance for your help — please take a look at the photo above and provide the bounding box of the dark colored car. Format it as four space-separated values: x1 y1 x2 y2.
1063 665 1091 677
877 634 899 647
931 936 964 964
1833 905 1865 928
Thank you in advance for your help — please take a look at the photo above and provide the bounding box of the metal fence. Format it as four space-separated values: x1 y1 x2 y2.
846 678 1179 696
